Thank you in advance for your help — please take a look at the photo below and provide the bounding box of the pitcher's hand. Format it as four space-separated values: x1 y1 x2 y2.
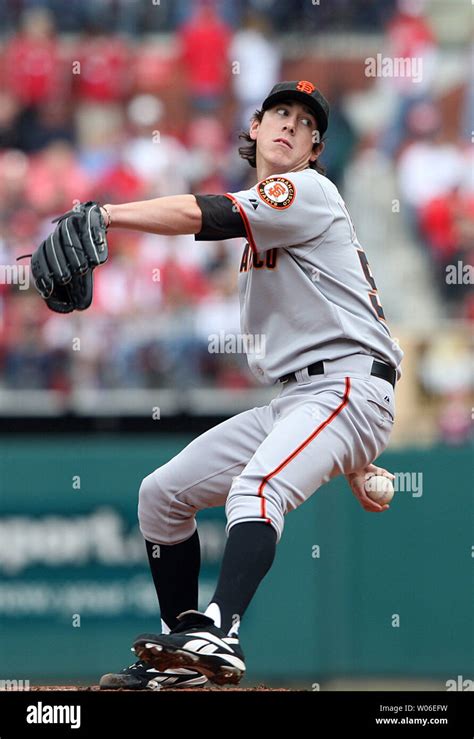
346 463 395 512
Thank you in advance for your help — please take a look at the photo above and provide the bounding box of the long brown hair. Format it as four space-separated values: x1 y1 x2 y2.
238 109 326 175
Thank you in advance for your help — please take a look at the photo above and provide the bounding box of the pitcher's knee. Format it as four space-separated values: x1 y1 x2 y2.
225 476 284 543
137 470 196 545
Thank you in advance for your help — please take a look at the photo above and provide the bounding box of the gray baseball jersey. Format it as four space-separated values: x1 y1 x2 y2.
224 168 403 384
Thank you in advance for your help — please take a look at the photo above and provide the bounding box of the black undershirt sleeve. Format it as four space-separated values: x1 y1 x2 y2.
194 194 246 241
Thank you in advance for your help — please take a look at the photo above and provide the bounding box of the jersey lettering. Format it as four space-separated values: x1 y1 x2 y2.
239 243 278 272
356 248 386 322
239 243 250 272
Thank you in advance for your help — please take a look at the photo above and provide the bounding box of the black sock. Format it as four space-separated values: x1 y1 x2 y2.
145 529 201 631
207 521 277 635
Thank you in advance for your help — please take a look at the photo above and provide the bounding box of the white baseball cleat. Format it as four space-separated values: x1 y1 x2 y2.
133 610 246 686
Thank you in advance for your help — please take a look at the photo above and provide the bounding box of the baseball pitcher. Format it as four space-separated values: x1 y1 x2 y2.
29 81 403 689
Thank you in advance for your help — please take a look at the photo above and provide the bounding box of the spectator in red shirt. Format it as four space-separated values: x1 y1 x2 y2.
96 159 148 206
178 0 232 112
379 0 438 158
420 189 474 262
133 42 179 95
420 184 474 311
72 24 132 103
2 8 64 107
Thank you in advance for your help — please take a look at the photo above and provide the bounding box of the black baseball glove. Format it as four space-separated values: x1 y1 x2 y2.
29 201 109 314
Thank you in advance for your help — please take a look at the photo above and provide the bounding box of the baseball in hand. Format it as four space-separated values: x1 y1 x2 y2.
364 475 395 505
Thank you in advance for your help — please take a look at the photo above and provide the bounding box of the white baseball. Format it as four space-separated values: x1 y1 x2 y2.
364 475 394 505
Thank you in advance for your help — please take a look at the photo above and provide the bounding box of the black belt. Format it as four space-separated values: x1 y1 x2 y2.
279 359 396 388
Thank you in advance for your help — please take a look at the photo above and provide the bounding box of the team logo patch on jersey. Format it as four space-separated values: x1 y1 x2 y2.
257 177 296 209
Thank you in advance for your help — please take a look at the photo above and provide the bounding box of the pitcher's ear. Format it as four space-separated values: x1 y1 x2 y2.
249 118 260 141
310 141 325 163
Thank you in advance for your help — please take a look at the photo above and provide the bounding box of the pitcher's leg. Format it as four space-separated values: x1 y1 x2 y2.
137 405 272 629
206 378 392 634
223 377 388 543
205 520 277 635
144 532 201 632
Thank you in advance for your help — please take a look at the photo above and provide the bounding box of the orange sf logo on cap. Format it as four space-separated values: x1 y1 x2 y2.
296 80 316 94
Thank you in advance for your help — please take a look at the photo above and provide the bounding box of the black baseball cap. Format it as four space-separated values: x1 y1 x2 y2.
262 80 330 136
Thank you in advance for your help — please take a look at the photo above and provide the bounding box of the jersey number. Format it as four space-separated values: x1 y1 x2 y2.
356 248 386 322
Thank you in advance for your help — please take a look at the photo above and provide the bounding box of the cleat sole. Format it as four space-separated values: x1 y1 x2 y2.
134 638 244 686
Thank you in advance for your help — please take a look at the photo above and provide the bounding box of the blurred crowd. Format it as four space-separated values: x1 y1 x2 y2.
0 0 472 443
0 0 396 35
380 4 474 315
